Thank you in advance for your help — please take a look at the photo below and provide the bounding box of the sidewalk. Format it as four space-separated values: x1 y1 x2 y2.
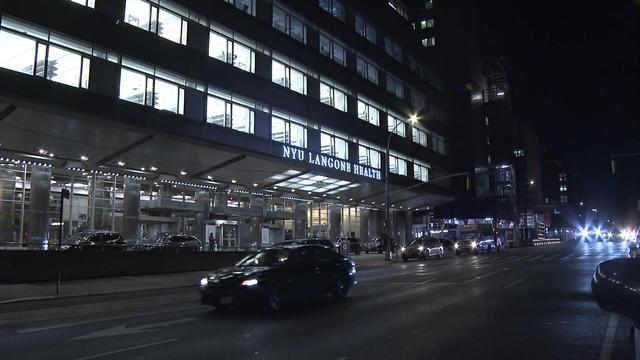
0 255 387 305
0 270 209 304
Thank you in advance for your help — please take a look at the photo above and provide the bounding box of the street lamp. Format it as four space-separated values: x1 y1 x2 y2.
384 115 418 261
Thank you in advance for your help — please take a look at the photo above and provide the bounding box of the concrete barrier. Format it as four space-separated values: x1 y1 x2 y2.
0 250 251 284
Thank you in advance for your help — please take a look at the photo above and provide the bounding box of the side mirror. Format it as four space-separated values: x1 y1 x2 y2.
591 258 640 324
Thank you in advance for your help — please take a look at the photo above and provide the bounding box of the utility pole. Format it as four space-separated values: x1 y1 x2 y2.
56 188 70 295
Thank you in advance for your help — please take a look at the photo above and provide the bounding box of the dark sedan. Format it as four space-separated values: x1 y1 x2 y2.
149 234 201 252
274 238 338 252
199 245 356 311
69 231 126 251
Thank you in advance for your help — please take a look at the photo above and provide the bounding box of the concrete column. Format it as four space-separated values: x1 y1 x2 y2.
214 192 227 207
294 201 308 239
93 177 109 230
359 208 370 242
122 178 140 245
329 204 342 239
27 166 51 247
405 211 413 242
0 168 15 242
369 210 382 240
194 190 210 241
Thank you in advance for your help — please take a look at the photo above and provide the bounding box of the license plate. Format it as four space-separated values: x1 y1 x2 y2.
219 296 233 305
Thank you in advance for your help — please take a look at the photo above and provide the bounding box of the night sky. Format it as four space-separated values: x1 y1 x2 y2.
502 0 639 220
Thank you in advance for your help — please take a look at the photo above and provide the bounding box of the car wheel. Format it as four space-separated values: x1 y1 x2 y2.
333 276 350 299
267 288 282 312
437 252 443 259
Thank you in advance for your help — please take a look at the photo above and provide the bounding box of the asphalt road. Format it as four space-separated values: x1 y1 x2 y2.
0 240 633 360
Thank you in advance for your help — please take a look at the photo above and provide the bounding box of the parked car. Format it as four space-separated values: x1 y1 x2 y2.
591 258 640 359
149 234 201 252
199 245 356 311
335 237 362 255
454 232 479 255
454 231 502 255
274 238 337 252
69 231 126 251
401 237 444 262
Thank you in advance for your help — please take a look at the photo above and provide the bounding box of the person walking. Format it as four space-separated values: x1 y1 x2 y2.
208 232 216 252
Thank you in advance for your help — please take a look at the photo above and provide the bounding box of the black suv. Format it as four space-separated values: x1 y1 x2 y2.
70 231 126 251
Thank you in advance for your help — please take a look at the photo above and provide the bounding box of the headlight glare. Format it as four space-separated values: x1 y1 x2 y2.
400 246 405 252
418 246 424 251
241 278 258 286
199 277 208 286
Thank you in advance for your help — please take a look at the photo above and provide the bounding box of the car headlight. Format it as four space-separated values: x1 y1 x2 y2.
199 277 208 287
471 241 477 248
241 278 258 287
454 243 459 249
418 246 424 251
400 246 405 252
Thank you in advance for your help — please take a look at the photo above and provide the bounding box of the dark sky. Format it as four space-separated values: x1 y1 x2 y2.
502 0 640 220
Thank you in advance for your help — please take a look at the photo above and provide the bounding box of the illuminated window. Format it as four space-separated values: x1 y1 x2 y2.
355 15 376 44
321 131 349 160
120 58 185 115
387 113 406 138
421 37 436 47
357 99 381 126
69 0 95 8
560 195 568 203
273 5 307 43
209 29 255 73
272 57 307 95
320 81 348 112
412 127 428 147
358 143 381 169
560 184 567 192
206 87 257 134
386 74 404 98
414 161 430 182
272 116 307 148
432 133 446 155
356 56 379 84
389 152 408 176
224 0 256 16
124 0 189 45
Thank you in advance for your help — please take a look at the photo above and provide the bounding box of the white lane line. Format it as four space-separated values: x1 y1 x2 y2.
0 296 56 304
74 338 179 360
527 255 546 262
598 314 619 360
503 278 526 289
17 305 206 334
560 254 573 261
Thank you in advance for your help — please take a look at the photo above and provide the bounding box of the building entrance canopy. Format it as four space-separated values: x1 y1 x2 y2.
0 98 450 210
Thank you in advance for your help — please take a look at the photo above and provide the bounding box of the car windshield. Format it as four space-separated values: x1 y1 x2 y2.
409 238 424 246
460 233 477 241
236 248 293 267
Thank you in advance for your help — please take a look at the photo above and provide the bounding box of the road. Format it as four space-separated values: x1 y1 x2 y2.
0 240 633 360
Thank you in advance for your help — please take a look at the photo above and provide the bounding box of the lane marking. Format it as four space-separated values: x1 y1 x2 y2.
598 314 619 360
527 255 546 262
74 338 178 360
0 296 56 305
17 305 205 334
503 278 526 289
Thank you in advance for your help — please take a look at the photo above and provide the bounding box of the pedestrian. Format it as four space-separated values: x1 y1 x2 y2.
208 232 216 252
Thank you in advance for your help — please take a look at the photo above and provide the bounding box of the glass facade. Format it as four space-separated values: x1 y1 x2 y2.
387 114 406 137
124 0 188 45
209 30 255 73
320 131 349 160
320 82 348 112
272 116 307 148
273 5 307 44
272 59 307 95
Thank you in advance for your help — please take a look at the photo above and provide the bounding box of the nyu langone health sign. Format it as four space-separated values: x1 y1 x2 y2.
281 145 382 180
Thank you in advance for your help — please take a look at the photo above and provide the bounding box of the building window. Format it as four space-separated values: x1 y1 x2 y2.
206 88 256 134
319 0 345 22
384 37 403 62
560 195 568 203
273 5 307 44
272 58 307 95
432 133 445 154
119 60 185 115
355 15 376 44
319 32 346 66
425 0 433 10
124 0 188 45
386 74 404 98
412 127 428 147
358 144 381 169
321 131 349 160
320 81 347 112
414 161 430 182
357 98 380 126
560 184 567 192
69 0 95 8
224 0 256 16
426 19 435 28
513 149 525 157
387 0 409 20
272 116 307 148
559 173 567 182
387 114 406 137
389 152 407 176
410 90 426 110
209 30 255 73
356 56 378 84
0 19 92 89
421 37 436 47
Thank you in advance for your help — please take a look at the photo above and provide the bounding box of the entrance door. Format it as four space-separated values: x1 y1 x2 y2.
219 224 237 248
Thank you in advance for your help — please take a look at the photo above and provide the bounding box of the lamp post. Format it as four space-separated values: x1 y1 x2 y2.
384 115 418 261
